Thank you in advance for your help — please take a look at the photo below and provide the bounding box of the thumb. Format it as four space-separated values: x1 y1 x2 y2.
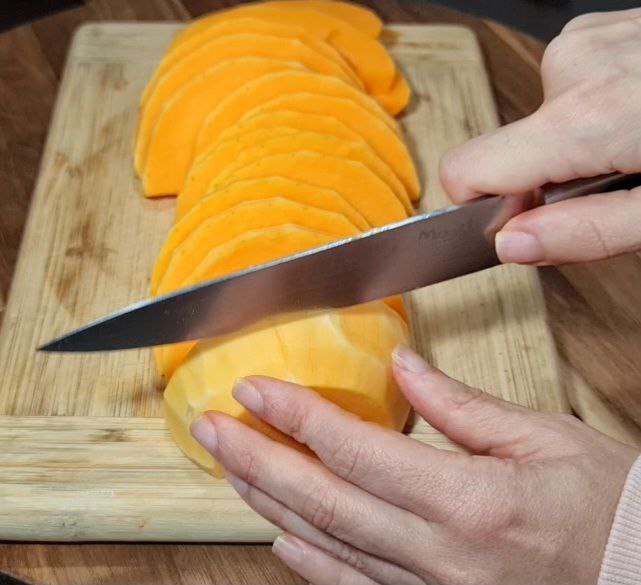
496 187 641 265
392 345 537 457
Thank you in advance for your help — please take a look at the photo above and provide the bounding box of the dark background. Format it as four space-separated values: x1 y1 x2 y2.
2 0 641 39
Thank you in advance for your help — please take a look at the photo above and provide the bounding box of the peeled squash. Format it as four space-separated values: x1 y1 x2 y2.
169 3 398 96
142 17 359 105
152 177 368 294
164 302 409 477
194 70 399 158
209 151 408 227
155 225 339 379
234 93 420 199
136 34 357 177
142 58 304 195
157 198 359 296
178 129 411 218
137 1 421 479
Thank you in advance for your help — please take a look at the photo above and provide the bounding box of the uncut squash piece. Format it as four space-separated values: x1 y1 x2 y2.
155 225 337 379
156 197 359 296
142 58 303 196
373 72 411 116
152 177 368 293
141 17 359 105
168 5 396 94
236 93 420 200
181 129 412 216
136 34 357 177
208 152 408 227
194 70 399 159
164 301 409 477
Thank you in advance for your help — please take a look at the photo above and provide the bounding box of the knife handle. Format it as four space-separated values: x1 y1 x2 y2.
539 172 641 205
486 172 641 240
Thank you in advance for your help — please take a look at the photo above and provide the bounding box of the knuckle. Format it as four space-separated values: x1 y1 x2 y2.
302 480 341 534
332 541 369 575
241 450 263 486
322 433 370 483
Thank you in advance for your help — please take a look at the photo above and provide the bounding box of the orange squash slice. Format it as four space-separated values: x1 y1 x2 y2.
235 93 420 199
135 34 358 176
151 177 369 294
179 129 411 217
141 58 304 196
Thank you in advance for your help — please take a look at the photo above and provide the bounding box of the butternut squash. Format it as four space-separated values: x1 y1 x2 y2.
136 34 358 176
209 152 408 227
168 4 397 94
155 225 338 379
164 301 409 477
178 129 411 218
141 58 304 196
194 70 399 160
373 71 411 116
151 177 368 294
156 197 359 296
236 93 420 199
141 17 359 105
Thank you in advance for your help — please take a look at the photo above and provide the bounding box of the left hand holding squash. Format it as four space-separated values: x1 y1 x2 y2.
190 345 638 585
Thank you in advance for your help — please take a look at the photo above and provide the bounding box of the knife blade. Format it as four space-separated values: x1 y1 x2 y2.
39 172 640 352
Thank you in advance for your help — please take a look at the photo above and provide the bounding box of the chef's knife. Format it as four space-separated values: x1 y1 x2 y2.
39 172 640 352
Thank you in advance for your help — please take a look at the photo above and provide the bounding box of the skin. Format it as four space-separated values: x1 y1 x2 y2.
191 10 641 584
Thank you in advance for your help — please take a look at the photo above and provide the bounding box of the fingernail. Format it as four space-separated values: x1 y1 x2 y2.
190 415 218 454
232 378 264 414
273 534 304 565
225 471 249 496
392 344 430 374
495 231 544 264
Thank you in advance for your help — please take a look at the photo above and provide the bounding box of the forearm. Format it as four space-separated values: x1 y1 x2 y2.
600 455 641 585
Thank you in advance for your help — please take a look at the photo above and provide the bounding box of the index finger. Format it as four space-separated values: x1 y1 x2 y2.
231 375 470 521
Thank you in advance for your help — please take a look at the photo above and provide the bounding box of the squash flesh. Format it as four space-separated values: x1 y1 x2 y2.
236 93 420 199
168 4 397 95
136 34 358 176
156 197 359 296
164 302 409 477
141 17 359 105
206 151 409 227
141 58 303 196
179 129 411 218
155 225 338 379
151 177 369 294
373 71 411 116
194 70 399 159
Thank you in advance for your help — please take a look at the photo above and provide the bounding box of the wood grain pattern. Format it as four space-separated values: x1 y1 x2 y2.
1 1 640 583
0 21 566 542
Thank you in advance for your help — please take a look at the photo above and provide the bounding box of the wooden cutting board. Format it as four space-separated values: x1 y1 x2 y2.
0 22 569 542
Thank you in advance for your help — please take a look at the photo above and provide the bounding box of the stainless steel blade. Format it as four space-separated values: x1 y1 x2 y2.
39 171 641 352
39 197 503 351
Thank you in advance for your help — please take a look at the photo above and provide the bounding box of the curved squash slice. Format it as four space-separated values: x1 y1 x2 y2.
155 225 337 379
289 0 383 37
157 197 359 296
168 5 395 95
181 129 411 217
373 71 411 116
142 17 359 105
194 70 398 157
236 93 420 200
152 177 369 293
141 58 303 196
136 34 358 176
164 301 409 477
209 152 408 227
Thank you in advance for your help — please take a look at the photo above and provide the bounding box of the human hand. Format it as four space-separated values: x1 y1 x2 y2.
190 345 638 584
439 9 641 266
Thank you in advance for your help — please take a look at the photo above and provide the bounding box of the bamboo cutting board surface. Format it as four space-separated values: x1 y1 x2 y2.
0 22 569 542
